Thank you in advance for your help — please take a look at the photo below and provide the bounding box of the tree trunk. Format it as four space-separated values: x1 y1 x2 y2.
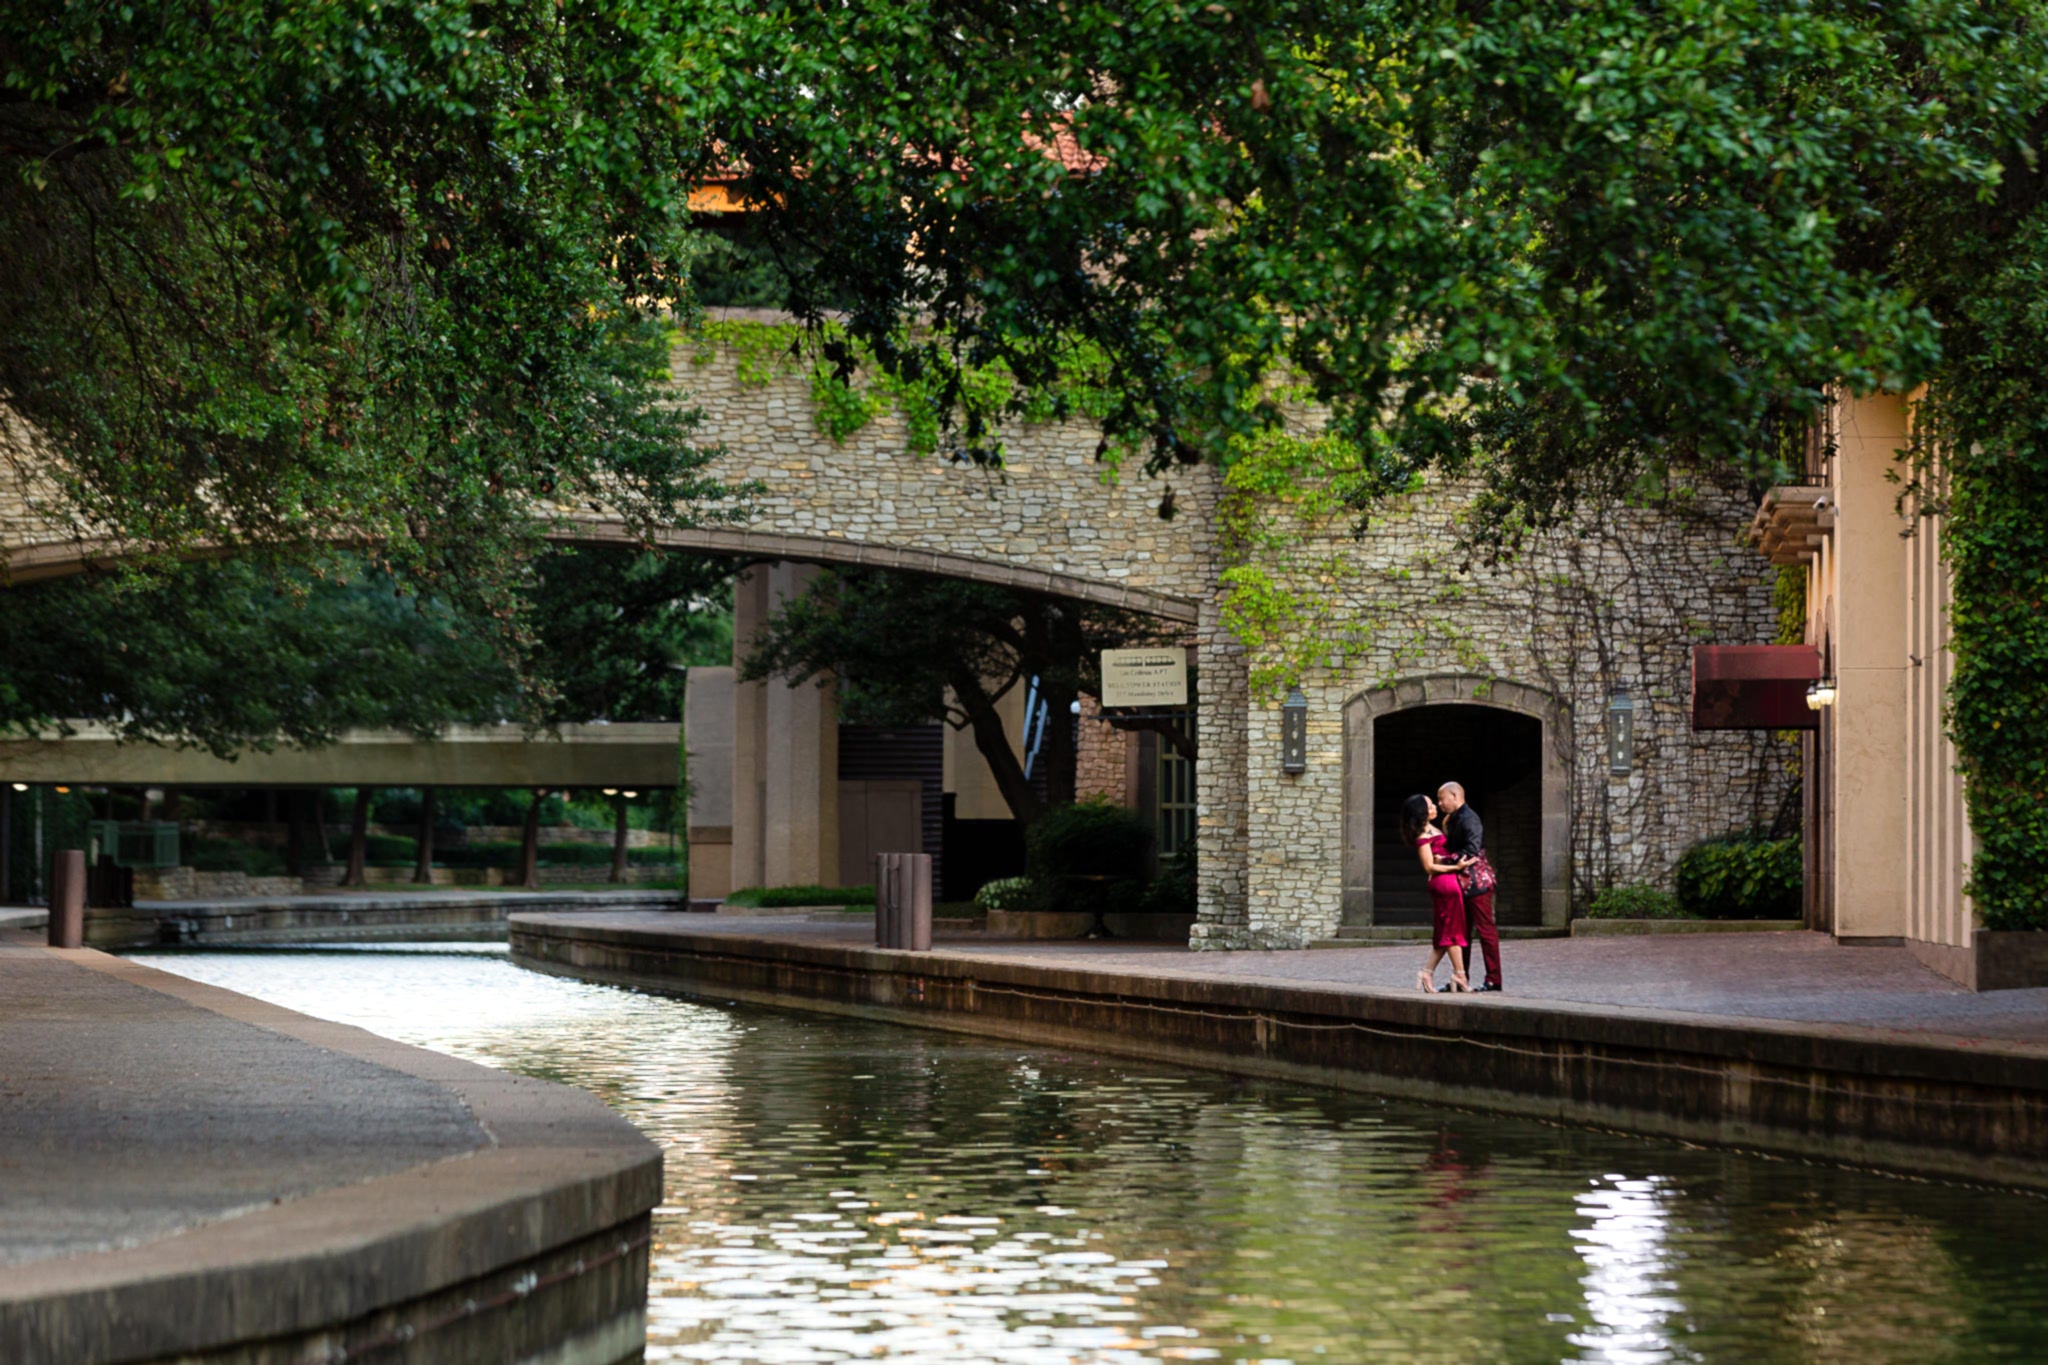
412 787 436 884
962 682 1043 827
609 795 629 884
1 785 12 905
285 791 307 878
344 788 371 887
520 789 543 889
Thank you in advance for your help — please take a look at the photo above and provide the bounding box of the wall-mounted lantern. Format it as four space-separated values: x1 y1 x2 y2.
1607 690 1635 775
1805 677 1838 710
1280 686 1309 774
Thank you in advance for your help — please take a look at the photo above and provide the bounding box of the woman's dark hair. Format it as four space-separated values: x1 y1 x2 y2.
1398 794 1433 848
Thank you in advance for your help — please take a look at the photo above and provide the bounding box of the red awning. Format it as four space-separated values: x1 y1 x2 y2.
1691 645 1821 731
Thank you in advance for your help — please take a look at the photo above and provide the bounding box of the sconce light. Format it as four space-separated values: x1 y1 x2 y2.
1280 686 1308 774
622 790 639 799
602 787 619 796
9 782 26 793
1607 690 1635 775
1805 677 1838 710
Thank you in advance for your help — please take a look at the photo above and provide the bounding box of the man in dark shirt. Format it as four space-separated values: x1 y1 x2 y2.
1437 782 1502 992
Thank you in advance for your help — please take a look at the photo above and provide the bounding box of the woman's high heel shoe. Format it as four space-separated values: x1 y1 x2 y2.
1451 971 1472 993
1417 969 1434 993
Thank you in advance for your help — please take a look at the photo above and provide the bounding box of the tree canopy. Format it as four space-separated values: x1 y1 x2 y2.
740 569 1176 825
9 1 2048 919
0 0 736 619
0 547 733 753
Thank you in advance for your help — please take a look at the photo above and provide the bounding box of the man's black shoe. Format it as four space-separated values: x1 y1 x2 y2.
1475 983 1503 993
1436 982 1454 993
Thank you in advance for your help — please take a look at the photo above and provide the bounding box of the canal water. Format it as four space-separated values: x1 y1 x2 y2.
133 945 2048 1363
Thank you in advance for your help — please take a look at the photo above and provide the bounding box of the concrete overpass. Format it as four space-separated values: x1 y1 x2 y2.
0 722 682 789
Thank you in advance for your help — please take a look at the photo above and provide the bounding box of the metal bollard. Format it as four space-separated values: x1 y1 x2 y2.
48 848 86 949
873 852 932 951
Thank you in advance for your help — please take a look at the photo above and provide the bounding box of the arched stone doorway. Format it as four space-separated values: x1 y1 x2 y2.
1341 676 1571 928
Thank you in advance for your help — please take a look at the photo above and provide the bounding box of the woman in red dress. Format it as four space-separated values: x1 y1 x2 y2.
1400 793 1471 993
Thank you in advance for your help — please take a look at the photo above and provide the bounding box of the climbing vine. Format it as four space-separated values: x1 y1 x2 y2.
1215 428 1391 700
1907 216 2048 931
683 318 1130 460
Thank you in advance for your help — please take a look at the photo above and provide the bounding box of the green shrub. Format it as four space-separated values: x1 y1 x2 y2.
1585 884 1686 920
1138 841 1198 916
1026 799 1154 887
1675 832 1803 920
973 876 1034 912
363 833 417 865
184 837 286 876
726 883 876 908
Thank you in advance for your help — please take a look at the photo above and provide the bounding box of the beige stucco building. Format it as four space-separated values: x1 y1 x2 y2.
1755 392 1979 982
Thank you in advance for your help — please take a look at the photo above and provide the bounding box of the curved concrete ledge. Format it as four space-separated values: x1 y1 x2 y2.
0 942 662 1364
510 912 2048 1193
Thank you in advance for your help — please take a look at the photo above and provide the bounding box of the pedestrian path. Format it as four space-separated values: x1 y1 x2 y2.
540 912 2048 1045
0 928 661 1362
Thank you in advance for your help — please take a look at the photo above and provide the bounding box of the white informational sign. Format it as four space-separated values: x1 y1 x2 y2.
1100 647 1190 708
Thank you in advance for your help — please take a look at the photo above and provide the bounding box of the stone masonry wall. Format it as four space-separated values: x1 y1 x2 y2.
1211 477 1793 948
1074 696 1129 804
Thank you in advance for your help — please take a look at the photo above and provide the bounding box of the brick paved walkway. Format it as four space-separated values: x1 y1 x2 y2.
569 915 2048 1046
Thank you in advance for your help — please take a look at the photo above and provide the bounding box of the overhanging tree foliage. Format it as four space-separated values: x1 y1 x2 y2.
739 569 1177 826
694 0 2048 927
0 546 735 752
0 0 736 623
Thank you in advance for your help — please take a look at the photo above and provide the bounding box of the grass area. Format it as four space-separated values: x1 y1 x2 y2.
725 883 876 908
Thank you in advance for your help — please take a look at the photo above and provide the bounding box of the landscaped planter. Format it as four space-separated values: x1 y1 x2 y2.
1572 918 1805 936
1975 930 2048 991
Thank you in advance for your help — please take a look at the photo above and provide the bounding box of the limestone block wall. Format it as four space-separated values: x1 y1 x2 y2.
672 315 1209 620
1074 697 1129 803
1204 479 1793 948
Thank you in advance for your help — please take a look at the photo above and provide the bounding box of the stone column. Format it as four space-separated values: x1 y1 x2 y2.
1830 392 1911 941
731 564 840 892
1188 599 1251 948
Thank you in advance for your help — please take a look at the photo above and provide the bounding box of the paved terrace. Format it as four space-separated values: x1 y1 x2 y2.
0 930 661 1363
528 912 2048 1046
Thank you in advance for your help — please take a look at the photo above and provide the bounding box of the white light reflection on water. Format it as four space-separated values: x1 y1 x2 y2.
131 946 2048 1364
1568 1175 1689 1364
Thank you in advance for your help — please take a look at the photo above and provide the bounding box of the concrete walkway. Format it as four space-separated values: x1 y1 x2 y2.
0 929 661 1363
530 912 2048 1045
0 941 484 1266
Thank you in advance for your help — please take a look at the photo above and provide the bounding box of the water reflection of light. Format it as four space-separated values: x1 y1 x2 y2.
1568 1174 1691 1363
127 948 2048 1364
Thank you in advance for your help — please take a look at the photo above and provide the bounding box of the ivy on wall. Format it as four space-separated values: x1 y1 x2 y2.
683 319 1130 462
1912 219 2048 932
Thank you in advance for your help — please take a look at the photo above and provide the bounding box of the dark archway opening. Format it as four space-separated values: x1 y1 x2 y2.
1371 705 1544 926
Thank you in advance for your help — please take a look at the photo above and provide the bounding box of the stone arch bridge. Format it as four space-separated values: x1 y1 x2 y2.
0 322 1789 948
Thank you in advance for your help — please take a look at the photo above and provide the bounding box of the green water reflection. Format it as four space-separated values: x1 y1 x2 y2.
132 946 2048 1362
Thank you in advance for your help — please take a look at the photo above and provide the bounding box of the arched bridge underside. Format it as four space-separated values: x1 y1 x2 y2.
0 520 1201 624
0 335 1244 945
1 337 1210 623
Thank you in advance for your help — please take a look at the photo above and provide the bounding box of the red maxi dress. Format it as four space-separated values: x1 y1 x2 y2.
1421 832 1468 951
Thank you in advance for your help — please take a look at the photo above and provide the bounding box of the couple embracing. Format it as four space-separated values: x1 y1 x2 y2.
1399 782 1503 994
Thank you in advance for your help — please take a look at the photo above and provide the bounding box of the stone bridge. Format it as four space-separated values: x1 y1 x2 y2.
0 315 1790 948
